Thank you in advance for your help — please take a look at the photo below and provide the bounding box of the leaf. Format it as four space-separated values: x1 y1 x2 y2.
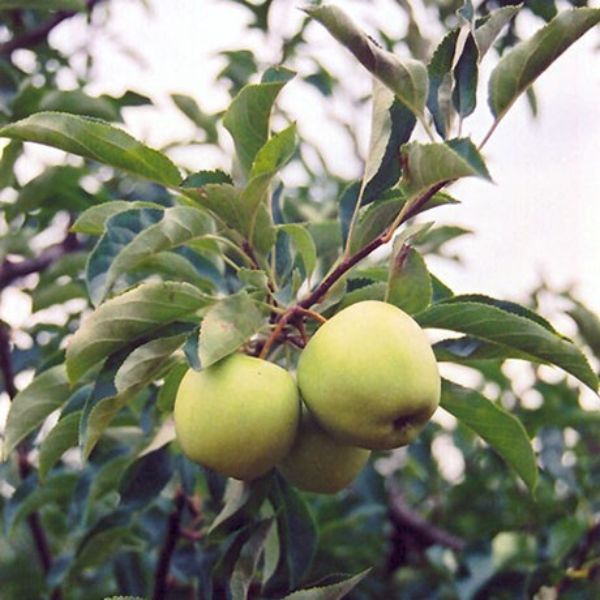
265 474 318 592
488 8 600 120
230 518 274 600
250 123 297 178
386 246 432 315
474 5 521 58
72 200 163 236
157 362 189 412
361 80 416 204
278 224 317 281
441 380 538 491
66 281 210 383
208 476 273 540
568 300 600 359
0 140 21 188
427 28 459 137
31 280 86 312
281 569 371 600
180 182 243 232
198 291 264 367
0 112 181 186
171 93 218 142
306 5 428 117
2 365 70 458
433 336 533 363
452 33 479 118
38 90 120 121
114 331 190 394
415 298 598 391
119 446 173 510
0 0 85 9
401 138 491 196
223 69 294 177
86 206 214 305
38 411 80 481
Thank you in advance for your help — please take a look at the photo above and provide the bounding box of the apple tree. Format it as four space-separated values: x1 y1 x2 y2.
1 1 600 598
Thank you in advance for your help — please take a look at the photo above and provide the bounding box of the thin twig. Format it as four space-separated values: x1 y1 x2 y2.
0 232 80 290
388 481 465 552
153 488 186 600
0 0 103 56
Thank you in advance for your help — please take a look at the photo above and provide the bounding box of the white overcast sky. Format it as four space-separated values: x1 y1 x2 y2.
43 0 600 321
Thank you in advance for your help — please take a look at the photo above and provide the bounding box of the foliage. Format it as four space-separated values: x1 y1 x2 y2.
0 1 599 599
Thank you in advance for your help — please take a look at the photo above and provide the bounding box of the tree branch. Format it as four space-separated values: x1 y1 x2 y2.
0 322 62 600
0 0 103 56
387 481 465 553
153 488 186 600
0 232 80 291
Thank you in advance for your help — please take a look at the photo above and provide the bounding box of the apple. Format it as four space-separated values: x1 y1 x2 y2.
297 300 440 450
278 408 370 494
174 353 300 480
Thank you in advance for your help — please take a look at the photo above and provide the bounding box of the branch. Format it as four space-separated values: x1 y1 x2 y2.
298 181 447 310
153 488 186 600
0 0 103 56
0 232 80 290
0 322 62 600
387 481 465 552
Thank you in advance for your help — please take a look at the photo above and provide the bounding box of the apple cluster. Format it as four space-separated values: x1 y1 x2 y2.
174 301 441 494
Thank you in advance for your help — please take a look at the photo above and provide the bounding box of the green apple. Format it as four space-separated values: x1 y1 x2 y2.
297 300 440 450
174 353 300 480
278 408 370 494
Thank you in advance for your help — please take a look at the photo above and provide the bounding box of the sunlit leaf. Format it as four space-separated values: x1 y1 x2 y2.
441 380 538 491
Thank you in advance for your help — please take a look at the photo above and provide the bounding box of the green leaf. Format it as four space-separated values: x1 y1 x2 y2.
306 5 428 117
386 246 432 315
452 33 479 118
280 569 371 600
2 365 70 458
38 90 120 121
278 223 317 282
208 476 273 539
66 281 210 383
401 138 491 196
568 300 600 359
198 291 264 367
157 362 188 412
488 8 600 120
361 80 416 204
31 280 86 312
72 200 163 236
266 474 318 591
179 182 243 232
433 336 533 363
86 206 214 305
349 190 457 254
0 140 22 189
251 123 297 178
427 28 459 138
441 380 538 491
114 331 189 394
171 93 218 142
0 112 181 186
339 282 386 311
416 298 598 391
38 411 80 482
230 518 274 600
118 446 173 509
0 0 85 9
223 69 294 177
474 5 521 58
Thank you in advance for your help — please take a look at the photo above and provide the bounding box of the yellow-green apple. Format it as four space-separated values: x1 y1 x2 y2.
278 408 370 494
297 300 440 450
174 353 300 480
